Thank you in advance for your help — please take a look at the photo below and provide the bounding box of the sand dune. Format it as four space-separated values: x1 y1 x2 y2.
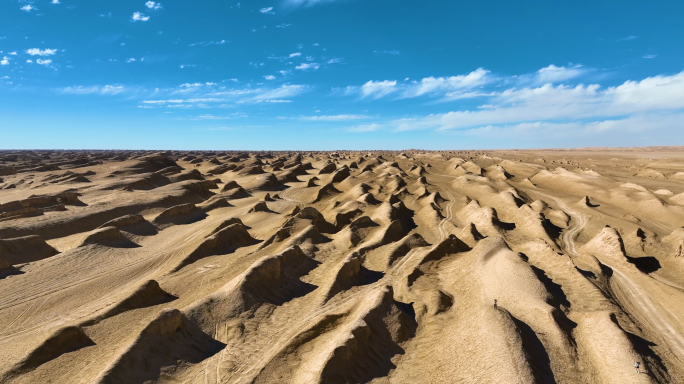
1 148 684 383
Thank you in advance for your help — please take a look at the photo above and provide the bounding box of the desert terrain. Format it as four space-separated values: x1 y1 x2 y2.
1 148 684 383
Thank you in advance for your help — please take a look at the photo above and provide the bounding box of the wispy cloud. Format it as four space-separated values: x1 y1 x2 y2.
295 62 319 70
301 114 371 121
26 48 57 56
259 7 274 14
127 83 311 107
284 0 341 8
250 84 308 101
61 85 125 95
642 54 657 59
0 57 9 66
617 35 638 42
533 64 586 84
346 65 590 101
20 5 36 12
402 68 491 98
264 75 276 80
191 40 227 47
374 50 400 55
360 80 397 98
357 71 684 134
346 123 382 132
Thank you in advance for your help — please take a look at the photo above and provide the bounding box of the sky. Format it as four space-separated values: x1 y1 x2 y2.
1 0 683 150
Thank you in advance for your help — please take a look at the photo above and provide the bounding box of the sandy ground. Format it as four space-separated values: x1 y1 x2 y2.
1 148 683 383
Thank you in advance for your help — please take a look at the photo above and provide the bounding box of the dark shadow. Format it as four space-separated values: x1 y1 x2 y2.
6 326 95 377
510 315 557 384
550 308 578 335
154 210 208 226
518 252 529 262
542 219 564 239
511 194 525 207
321 298 416 384
257 255 320 306
626 256 661 274
575 267 596 279
120 221 159 236
494 218 516 231
407 268 424 287
96 315 226 384
81 281 178 326
599 263 613 277
0 266 24 279
531 266 570 309
610 313 669 381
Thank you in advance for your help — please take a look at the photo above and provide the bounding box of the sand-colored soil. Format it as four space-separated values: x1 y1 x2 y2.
1 148 684 383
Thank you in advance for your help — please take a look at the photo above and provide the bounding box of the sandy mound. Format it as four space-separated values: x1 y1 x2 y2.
3 149 684 383
174 223 258 271
3 326 94 379
0 235 59 264
78 226 139 248
152 203 207 228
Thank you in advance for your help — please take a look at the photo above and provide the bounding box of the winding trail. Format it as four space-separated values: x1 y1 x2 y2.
531 190 684 362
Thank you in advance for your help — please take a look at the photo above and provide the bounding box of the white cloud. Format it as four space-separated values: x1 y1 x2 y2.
642 54 657 59
137 84 309 107
131 12 150 21
264 75 276 80
295 63 320 71
347 123 382 132
374 50 400 55
259 7 274 14
36 59 52 65
284 0 341 8
295 62 319 70
348 65 588 101
360 80 397 99
302 114 371 121
289 52 301 58
51 0 60 4
142 98 222 104
535 64 585 84
61 85 125 95
145 1 163 10
26 59 33 63
126 58 136 63
26 48 57 56
251 84 308 101
276 23 292 28
326 58 342 64
370 71 684 132
402 68 491 98
20 5 36 11
617 35 638 42
0 57 9 66
9 52 17 56
180 82 216 87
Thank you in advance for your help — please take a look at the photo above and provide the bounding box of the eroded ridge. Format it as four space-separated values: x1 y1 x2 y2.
1 148 684 383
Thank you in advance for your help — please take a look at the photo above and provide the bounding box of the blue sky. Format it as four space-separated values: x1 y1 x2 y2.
1 0 683 150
